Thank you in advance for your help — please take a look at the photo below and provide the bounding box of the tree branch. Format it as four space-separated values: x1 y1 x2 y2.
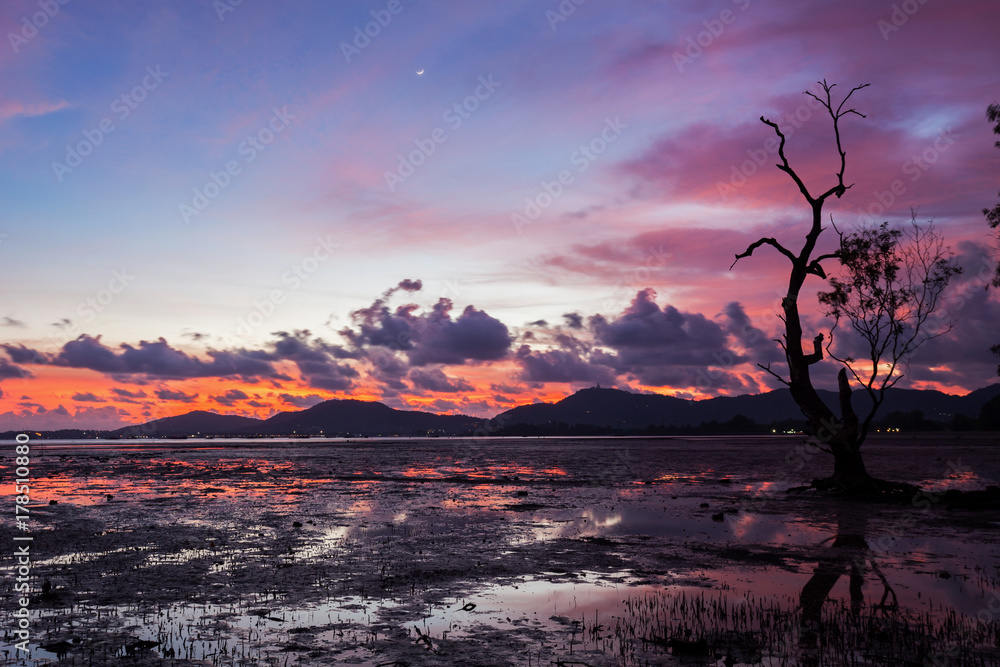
806 80 869 202
730 237 797 270
758 363 790 387
760 117 814 203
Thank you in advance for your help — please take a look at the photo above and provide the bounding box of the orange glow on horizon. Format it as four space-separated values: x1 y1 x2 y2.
0 357 983 431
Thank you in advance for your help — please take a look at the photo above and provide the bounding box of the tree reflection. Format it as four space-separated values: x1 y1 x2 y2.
798 507 898 663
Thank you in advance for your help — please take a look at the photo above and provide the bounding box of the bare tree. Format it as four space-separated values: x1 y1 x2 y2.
732 81 960 495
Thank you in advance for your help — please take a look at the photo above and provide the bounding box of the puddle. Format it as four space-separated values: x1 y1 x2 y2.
3 436 999 665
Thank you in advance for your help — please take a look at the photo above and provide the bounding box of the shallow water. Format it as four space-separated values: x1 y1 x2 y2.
2 434 999 665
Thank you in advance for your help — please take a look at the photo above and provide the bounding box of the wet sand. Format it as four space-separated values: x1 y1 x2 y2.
2 434 999 665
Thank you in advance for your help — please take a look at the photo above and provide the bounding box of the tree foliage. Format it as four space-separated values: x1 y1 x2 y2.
818 215 961 441
732 81 961 494
985 102 1000 235
985 102 1000 373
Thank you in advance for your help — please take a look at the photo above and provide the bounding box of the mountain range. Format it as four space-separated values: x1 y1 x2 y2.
5 383 999 439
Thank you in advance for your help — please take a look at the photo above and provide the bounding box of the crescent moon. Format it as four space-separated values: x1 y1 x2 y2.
416 69 425 75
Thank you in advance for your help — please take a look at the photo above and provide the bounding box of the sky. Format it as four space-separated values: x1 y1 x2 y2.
1 0 998 430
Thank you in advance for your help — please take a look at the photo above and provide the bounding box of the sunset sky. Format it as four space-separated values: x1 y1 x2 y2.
1 0 998 430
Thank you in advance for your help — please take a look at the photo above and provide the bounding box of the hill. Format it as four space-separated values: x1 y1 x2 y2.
5 383 998 439
110 410 264 438
496 384 1000 431
250 398 484 436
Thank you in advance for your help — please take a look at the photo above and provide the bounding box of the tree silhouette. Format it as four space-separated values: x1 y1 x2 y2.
732 81 959 495
985 102 1000 374
818 215 960 444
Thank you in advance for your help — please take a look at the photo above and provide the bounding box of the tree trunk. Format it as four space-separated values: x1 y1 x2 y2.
733 84 914 497
831 445 870 483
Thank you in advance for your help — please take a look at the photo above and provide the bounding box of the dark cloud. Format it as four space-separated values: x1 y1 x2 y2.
28 335 277 379
342 286 511 367
516 345 617 385
155 388 198 402
71 392 105 403
2 316 25 328
591 288 736 364
409 368 474 393
111 388 147 398
721 302 782 361
0 359 30 379
2 344 45 365
503 289 752 391
268 331 359 391
213 389 249 406
297 362 356 391
365 348 410 391
413 303 511 366
503 291 775 392
279 393 327 408
396 279 423 292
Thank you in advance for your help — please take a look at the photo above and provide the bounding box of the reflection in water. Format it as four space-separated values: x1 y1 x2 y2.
798 508 897 663
7 438 999 666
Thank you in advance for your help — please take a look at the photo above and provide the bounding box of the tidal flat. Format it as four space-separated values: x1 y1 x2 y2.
2 434 999 666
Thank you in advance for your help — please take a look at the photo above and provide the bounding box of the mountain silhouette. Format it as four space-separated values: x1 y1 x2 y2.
5 384 998 439
252 398 483 436
496 384 1000 430
110 410 263 438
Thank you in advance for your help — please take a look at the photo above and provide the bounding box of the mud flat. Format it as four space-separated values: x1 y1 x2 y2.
2 434 998 665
